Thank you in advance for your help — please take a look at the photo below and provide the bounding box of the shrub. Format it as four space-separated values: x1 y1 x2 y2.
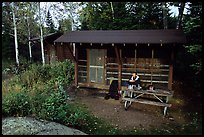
2 91 32 117
39 86 70 123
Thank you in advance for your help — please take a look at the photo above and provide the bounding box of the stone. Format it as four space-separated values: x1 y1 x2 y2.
2 117 87 135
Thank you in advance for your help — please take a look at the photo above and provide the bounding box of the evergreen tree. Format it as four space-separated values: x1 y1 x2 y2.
46 10 55 33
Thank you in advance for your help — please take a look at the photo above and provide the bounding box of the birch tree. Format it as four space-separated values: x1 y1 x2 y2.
11 2 19 66
162 2 168 29
176 2 185 29
110 2 115 20
38 2 45 65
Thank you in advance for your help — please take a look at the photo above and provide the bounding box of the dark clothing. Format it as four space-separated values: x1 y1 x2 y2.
128 75 141 87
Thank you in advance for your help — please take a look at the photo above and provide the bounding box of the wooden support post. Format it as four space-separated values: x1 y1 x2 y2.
168 47 174 90
114 46 122 90
151 49 154 85
134 49 137 71
67 44 77 62
75 46 78 87
119 48 122 90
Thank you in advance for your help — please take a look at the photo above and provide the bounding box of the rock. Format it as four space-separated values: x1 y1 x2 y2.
2 117 87 135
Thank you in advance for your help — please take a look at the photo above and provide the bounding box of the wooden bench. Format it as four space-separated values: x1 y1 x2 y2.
123 98 172 107
122 89 173 116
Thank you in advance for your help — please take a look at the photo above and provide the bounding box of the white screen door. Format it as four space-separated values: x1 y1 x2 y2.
89 49 105 83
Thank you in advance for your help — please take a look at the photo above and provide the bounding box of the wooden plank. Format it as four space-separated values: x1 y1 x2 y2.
78 60 87 62
78 65 87 68
78 76 87 78
122 98 172 107
136 64 169 68
78 71 87 73
121 72 168 77
123 64 135 66
127 89 173 96
107 63 118 65
141 80 168 84
78 82 109 90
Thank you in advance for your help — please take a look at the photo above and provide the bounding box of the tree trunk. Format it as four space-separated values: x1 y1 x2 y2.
162 2 168 29
12 2 19 66
176 2 185 29
110 2 115 20
26 11 32 62
39 2 45 65
70 2 75 56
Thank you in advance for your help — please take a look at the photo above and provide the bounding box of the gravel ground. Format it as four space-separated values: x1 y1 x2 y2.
74 88 179 130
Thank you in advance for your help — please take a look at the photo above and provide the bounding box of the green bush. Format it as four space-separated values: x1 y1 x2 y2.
39 86 70 123
2 91 32 117
2 60 74 117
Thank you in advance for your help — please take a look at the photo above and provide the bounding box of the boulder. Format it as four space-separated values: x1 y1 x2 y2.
2 117 87 135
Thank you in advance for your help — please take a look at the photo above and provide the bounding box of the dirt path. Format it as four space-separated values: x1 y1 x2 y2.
73 88 182 130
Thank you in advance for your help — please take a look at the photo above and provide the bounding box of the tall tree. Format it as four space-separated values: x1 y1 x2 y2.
38 2 45 65
18 2 39 62
46 9 55 33
2 2 15 59
162 2 168 29
11 2 19 66
176 2 186 29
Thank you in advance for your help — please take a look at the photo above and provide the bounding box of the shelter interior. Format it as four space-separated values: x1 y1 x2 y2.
75 43 175 90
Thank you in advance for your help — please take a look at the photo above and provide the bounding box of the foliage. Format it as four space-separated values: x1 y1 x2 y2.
183 2 202 74
2 90 32 117
45 9 56 33
79 2 176 30
57 18 72 33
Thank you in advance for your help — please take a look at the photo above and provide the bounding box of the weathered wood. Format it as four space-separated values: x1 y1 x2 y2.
74 46 78 86
122 98 172 107
114 46 122 90
118 48 122 90
67 44 77 62
127 89 173 97
78 60 87 62
134 49 137 70
168 47 174 90
87 49 90 82
78 65 87 68
151 49 154 84
78 82 109 90
114 46 121 64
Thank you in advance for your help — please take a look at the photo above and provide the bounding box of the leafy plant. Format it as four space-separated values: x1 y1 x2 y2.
2 91 32 117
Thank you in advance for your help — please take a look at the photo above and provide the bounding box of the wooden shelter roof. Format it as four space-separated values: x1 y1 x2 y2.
54 29 186 44
30 32 63 43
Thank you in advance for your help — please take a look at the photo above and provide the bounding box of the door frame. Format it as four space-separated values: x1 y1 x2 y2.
87 48 106 84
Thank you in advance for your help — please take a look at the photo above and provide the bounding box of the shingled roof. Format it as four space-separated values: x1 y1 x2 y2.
54 29 186 44
30 32 63 42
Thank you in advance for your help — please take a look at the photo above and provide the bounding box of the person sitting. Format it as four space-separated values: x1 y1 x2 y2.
128 72 141 90
124 72 142 98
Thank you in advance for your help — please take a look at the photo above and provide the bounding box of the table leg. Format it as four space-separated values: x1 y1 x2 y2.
125 100 131 110
163 96 169 116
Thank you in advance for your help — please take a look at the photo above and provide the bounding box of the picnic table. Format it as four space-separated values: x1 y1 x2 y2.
122 88 174 116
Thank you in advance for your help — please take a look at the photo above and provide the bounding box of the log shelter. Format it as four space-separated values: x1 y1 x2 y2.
54 30 186 90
